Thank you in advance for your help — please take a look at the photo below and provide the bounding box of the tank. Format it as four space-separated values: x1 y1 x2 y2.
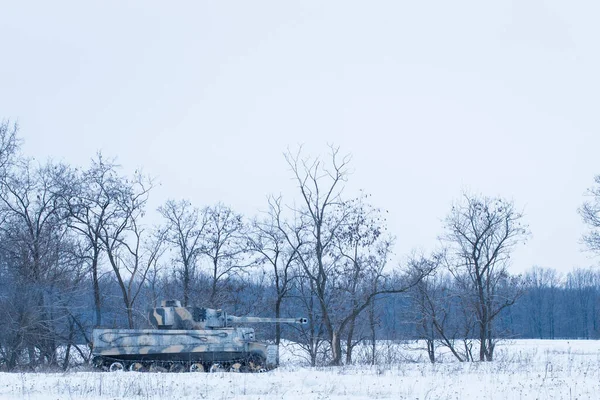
91 300 307 373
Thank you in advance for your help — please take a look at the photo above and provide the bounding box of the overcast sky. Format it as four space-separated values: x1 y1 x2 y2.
1 1 599 274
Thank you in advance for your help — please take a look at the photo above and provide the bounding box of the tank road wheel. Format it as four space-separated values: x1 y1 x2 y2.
229 363 242 373
169 363 186 373
109 362 124 372
189 363 205 373
149 363 168 373
92 356 105 370
129 362 144 372
247 354 267 373
209 363 225 373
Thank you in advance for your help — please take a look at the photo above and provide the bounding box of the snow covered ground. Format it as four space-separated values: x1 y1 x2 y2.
1 340 599 399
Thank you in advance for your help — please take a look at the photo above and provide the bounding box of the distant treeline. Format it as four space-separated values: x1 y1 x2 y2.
78 265 600 342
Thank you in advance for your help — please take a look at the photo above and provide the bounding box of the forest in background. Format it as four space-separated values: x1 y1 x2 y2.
1 119 599 370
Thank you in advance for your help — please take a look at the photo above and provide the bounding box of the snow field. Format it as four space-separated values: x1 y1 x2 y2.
0 340 598 400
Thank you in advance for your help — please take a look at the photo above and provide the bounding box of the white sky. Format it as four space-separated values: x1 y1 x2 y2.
1 0 599 274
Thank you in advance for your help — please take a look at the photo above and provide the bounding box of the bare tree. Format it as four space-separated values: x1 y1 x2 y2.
198 203 250 307
0 160 86 369
580 175 600 254
333 193 396 364
408 252 476 362
97 169 157 328
0 120 20 177
443 193 528 361
0 126 89 370
408 254 441 363
284 145 351 365
158 199 206 307
247 195 304 345
285 146 429 365
59 154 128 326
287 270 328 366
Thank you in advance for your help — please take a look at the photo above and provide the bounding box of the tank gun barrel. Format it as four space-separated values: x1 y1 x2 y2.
226 315 307 325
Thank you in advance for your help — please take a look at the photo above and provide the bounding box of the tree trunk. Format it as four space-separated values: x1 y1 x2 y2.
210 258 218 307
479 320 486 362
275 297 282 346
345 316 356 365
486 323 494 361
331 330 343 366
62 318 76 371
426 339 435 363
183 263 190 307
28 346 36 369
92 254 102 326
369 299 377 365
463 340 472 361
127 306 134 329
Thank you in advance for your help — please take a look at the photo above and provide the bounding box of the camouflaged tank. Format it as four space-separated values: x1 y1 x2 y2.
91 300 307 373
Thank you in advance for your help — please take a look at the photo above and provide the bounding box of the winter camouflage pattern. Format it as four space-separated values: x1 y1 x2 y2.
91 300 306 373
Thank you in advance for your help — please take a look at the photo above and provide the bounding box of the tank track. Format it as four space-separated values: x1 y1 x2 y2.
92 353 269 373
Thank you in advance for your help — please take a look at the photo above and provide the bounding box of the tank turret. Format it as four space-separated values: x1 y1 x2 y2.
91 299 306 373
149 299 308 330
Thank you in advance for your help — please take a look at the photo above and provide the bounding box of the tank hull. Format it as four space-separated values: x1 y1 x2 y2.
92 328 277 371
